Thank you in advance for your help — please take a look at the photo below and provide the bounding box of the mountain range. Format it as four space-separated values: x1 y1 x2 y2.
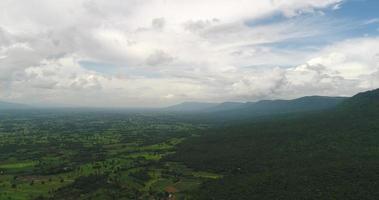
2 89 377 115
165 95 348 120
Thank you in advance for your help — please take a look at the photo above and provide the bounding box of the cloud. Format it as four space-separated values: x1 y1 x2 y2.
146 50 175 66
2 0 378 107
152 18 166 30
183 19 220 33
364 18 379 25
262 37 379 98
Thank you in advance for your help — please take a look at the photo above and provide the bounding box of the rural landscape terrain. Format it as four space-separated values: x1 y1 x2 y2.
1 88 379 199
1 0 379 199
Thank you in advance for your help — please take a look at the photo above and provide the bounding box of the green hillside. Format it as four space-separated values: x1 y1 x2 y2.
168 89 379 199
338 88 379 115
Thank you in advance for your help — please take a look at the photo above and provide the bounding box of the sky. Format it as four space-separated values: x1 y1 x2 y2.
0 0 378 107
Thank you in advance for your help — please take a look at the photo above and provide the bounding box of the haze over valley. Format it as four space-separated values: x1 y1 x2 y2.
0 0 379 200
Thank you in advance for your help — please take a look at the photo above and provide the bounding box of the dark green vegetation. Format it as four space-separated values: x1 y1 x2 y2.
1 89 378 200
169 88 379 199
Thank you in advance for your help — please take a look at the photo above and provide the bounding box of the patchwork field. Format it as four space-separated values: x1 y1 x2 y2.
0 110 217 200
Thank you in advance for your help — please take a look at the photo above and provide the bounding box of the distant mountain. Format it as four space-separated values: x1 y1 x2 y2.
208 96 348 121
206 102 245 112
243 95 347 114
0 101 31 110
166 96 348 121
164 102 219 112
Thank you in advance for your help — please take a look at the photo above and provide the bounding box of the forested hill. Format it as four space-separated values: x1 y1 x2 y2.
168 88 379 200
338 88 379 115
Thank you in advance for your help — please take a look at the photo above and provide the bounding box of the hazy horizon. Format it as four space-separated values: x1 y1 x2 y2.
1 92 353 109
1 0 379 107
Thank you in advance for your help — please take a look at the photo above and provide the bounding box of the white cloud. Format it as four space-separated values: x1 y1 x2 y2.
306 38 379 78
146 50 175 66
364 18 379 25
2 0 378 107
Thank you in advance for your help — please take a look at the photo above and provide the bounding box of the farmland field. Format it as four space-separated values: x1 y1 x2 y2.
0 109 217 200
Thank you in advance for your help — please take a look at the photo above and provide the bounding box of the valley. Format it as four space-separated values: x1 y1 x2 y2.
0 89 379 199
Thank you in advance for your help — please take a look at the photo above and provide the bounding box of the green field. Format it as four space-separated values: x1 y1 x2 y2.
0 161 36 170
0 110 217 200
